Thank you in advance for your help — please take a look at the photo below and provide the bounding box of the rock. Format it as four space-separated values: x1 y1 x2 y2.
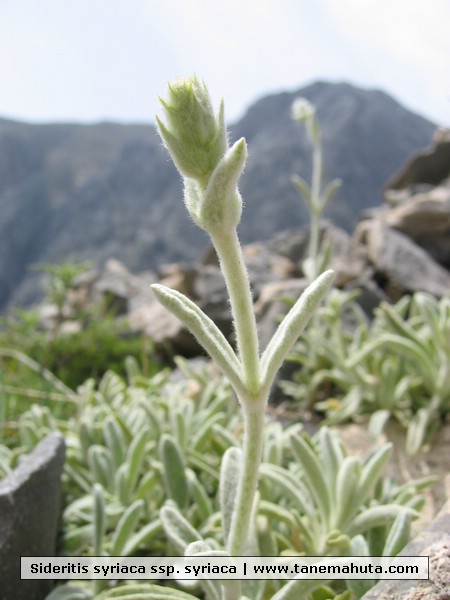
346 276 391 317
194 266 227 306
254 278 310 404
202 240 299 298
413 231 450 270
127 271 158 313
364 221 450 298
385 128 450 190
381 128 450 270
59 320 82 335
383 185 450 237
194 266 233 341
0 432 65 600
255 278 308 351
128 300 201 358
37 303 59 331
158 263 197 298
243 242 298 299
267 227 311 264
328 227 368 287
93 259 133 315
267 223 366 287
361 500 450 600
382 183 450 268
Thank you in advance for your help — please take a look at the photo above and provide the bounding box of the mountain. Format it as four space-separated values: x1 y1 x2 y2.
0 81 435 310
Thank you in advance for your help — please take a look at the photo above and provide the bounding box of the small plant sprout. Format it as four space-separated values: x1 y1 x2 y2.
291 97 341 281
153 75 334 564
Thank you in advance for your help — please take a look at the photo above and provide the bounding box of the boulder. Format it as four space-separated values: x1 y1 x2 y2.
243 242 298 299
382 183 450 268
255 278 308 351
267 227 310 264
364 221 450 298
158 263 197 298
384 128 450 191
383 184 450 237
126 271 158 314
268 223 367 287
0 432 65 600
194 266 233 341
381 128 450 271
128 300 202 358
92 258 133 315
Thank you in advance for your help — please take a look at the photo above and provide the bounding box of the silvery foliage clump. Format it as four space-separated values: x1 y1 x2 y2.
9 360 427 600
259 425 431 599
283 289 450 454
291 98 341 281
15 361 242 600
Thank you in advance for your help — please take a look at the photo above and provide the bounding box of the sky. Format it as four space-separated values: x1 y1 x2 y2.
1 0 449 128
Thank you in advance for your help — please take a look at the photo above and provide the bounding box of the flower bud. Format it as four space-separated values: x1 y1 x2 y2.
182 139 246 233
156 76 228 187
198 138 246 233
157 77 247 234
291 97 320 143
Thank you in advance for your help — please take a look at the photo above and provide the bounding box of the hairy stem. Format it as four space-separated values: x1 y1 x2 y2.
210 228 260 393
227 396 266 556
209 227 266 557
308 138 322 279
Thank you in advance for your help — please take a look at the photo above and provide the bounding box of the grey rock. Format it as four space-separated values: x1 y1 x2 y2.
413 230 450 270
0 432 65 600
194 266 227 306
244 242 298 299
382 183 450 268
384 128 450 190
382 128 450 272
158 263 197 298
195 266 233 341
267 223 365 286
37 303 60 331
255 278 309 352
92 259 134 315
128 300 201 358
383 184 450 237
126 271 157 313
267 227 310 264
346 276 391 318
365 222 450 297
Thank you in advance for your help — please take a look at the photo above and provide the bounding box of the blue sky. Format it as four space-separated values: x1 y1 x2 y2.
1 0 449 127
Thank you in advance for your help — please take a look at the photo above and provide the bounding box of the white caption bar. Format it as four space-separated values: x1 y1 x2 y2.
21 555 429 581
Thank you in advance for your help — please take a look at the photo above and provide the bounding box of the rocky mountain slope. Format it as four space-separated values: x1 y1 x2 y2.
0 81 435 310
36 130 450 363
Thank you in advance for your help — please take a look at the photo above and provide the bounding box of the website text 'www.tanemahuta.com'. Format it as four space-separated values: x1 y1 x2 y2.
21 555 429 581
